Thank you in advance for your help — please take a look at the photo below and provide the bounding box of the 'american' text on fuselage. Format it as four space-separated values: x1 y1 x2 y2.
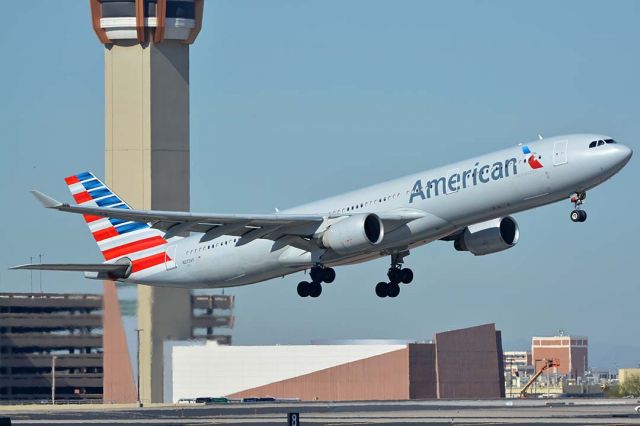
409 157 518 203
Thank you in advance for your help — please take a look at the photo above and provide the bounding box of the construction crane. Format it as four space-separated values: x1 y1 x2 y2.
519 358 560 398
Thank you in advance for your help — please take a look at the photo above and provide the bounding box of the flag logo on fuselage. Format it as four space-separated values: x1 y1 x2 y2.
522 146 543 169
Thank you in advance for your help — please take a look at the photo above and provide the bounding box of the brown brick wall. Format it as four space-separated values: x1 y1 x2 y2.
408 343 437 399
228 348 410 401
102 282 137 403
435 323 503 399
531 347 569 376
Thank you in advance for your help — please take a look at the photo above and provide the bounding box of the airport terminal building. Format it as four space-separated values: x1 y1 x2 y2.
163 323 505 402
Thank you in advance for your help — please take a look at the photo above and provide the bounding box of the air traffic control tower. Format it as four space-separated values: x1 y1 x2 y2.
89 0 204 403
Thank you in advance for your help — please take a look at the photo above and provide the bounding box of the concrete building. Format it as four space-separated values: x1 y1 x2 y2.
531 334 588 379
0 293 106 402
89 0 204 403
503 351 531 373
163 323 504 402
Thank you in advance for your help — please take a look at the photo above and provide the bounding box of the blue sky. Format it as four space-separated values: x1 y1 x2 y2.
0 1 638 369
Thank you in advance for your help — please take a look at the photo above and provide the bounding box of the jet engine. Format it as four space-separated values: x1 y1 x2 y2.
320 213 384 255
454 216 519 256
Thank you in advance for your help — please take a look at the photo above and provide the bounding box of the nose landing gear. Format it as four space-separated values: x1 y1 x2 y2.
570 192 587 223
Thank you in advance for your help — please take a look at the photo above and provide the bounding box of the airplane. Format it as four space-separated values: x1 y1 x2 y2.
12 134 632 298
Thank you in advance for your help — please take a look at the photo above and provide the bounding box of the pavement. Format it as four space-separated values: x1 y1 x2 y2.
1 398 640 425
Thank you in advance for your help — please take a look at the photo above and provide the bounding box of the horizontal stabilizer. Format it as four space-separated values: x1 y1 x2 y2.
10 263 131 279
31 190 63 208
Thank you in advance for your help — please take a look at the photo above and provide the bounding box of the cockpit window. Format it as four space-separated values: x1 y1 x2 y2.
605 139 616 144
597 140 605 146
589 141 597 148
589 139 617 148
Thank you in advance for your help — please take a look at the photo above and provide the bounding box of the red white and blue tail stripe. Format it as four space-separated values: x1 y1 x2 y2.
64 172 171 276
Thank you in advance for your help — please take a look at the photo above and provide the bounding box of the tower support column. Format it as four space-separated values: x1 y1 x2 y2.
104 40 192 404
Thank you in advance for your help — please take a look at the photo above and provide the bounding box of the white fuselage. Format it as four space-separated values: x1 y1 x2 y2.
126 134 631 288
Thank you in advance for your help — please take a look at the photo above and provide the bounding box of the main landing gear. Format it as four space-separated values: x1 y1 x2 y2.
297 266 335 298
375 253 413 298
570 192 587 223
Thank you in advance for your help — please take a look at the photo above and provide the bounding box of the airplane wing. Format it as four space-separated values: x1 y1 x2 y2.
31 190 325 243
30 190 427 250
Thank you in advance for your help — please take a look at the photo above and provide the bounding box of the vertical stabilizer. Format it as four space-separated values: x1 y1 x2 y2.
64 172 169 275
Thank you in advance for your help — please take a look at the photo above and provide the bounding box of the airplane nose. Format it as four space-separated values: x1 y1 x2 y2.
617 144 633 166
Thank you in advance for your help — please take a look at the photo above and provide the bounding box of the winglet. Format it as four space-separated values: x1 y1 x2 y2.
30 190 63 208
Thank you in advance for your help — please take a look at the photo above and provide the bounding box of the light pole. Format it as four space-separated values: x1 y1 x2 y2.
135 329 142 406
38 254 44 292
51 355 57 404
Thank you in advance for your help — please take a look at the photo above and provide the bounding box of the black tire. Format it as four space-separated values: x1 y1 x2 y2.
297 281 310 297
309 282 322 298
401 268 414 284
323 268 336 283
309 267 323 283
387 282 400 298
387 268 402 284
579 210 587 222
375 282 388 298
570 210 580 222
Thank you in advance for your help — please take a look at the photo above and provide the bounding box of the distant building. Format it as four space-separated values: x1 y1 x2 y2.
163 323 505 402
503 351 531 373
0 293 105 402
531 334 588 379
619 368 640 385
0 292 235 403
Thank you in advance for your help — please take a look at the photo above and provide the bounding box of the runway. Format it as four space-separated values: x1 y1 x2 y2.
2 399 640 425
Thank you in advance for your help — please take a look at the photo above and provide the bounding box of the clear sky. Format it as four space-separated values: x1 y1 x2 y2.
0 1 638 370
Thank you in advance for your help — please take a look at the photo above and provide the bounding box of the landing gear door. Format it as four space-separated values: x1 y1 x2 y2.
165 245 177 271
553 140 568 166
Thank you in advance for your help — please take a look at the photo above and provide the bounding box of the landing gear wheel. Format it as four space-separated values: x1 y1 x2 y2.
387 282 400 298
387 268 402 285
323 268 336 284
310 266 336 283
375 282 388 298
571 210 587 223
570 210 580 222
309 282 322 298
579 210 587 222
400 268 414 284
309 267 323 283
297 281 310 297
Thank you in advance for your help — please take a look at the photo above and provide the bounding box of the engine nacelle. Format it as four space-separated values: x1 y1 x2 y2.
454 216 519 256
320 213 384 255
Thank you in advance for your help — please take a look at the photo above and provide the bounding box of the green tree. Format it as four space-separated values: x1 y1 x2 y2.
620 374 640 397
